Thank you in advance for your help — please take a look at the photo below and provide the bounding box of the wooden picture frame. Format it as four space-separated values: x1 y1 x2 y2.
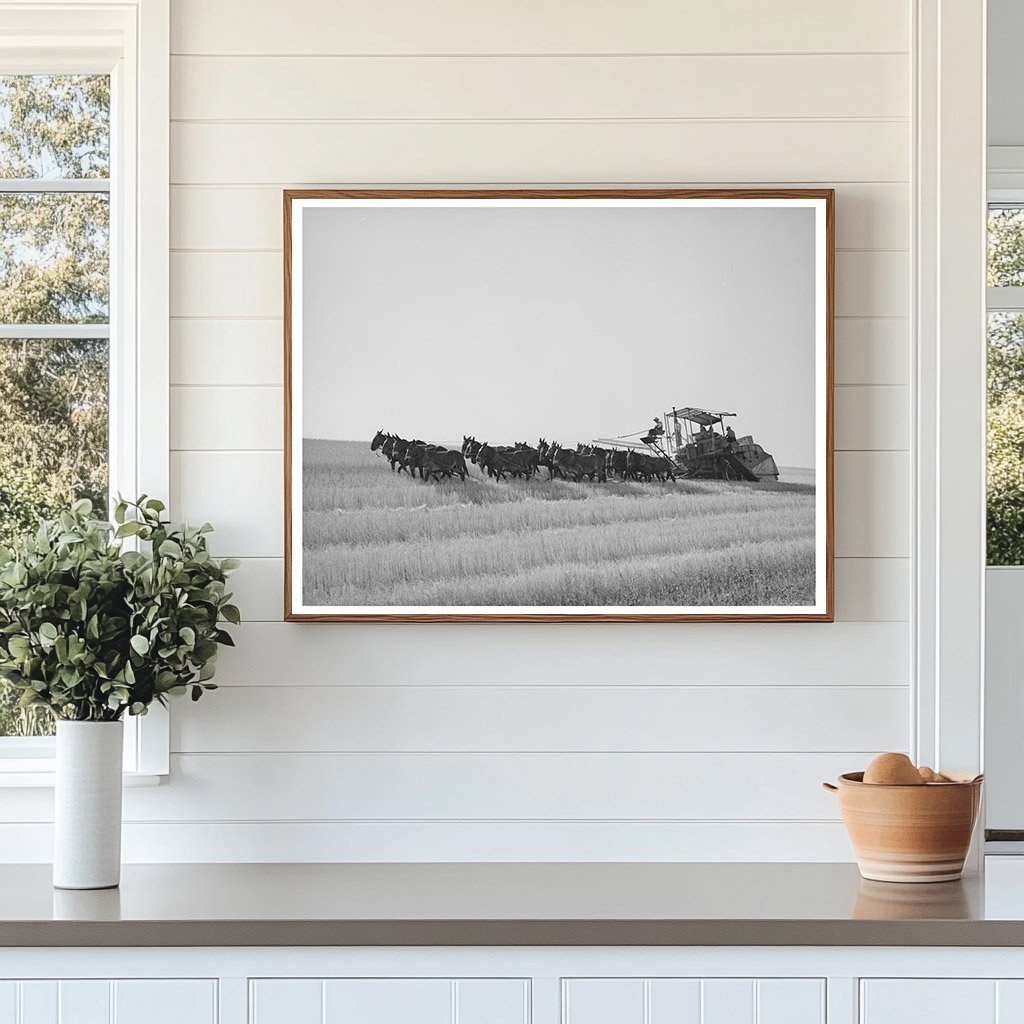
284 189 834 622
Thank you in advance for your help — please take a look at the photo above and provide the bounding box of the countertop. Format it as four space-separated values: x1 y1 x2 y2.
6 861 1024 947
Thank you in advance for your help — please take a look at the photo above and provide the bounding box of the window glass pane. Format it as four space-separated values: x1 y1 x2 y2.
0 75 110 740
0 192 109 323
989 206 1024 288
0 75 109 179
0 689 52 738
0 338 108 739
988 312 1024 565
0 337 109 528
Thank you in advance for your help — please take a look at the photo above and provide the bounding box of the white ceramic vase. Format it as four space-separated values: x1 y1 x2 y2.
53 720 124 890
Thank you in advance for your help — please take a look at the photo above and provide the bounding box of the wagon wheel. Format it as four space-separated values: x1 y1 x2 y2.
720 462 737 481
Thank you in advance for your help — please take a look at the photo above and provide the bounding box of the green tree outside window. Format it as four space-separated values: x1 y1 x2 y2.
0 75 110 736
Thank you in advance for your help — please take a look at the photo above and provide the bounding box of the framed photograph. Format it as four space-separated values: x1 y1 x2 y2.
284 189 833 622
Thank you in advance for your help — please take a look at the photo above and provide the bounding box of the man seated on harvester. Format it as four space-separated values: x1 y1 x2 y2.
641 418 665 445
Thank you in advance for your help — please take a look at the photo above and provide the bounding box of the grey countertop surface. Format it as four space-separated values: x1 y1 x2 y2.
4 861 1024 947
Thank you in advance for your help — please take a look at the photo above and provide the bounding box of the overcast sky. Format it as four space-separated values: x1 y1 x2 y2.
301 203 817 468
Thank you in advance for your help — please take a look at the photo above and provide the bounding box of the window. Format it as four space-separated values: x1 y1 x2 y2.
0 2 169 778
0 74 111 738
987 205 1024 564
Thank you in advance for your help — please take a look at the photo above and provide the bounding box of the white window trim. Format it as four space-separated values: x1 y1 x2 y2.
0 0 169 784
913 0 987 848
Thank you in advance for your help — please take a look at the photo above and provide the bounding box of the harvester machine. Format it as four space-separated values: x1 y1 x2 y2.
653 406 779 482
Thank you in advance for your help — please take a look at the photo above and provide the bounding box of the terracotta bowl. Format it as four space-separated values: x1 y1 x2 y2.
823 772 983 883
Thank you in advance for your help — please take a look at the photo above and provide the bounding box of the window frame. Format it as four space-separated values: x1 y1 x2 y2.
0 0 169 783
986 195 1024 575
983 192 1024 837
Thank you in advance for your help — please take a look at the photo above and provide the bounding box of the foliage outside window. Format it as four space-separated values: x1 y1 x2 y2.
0 75 110 736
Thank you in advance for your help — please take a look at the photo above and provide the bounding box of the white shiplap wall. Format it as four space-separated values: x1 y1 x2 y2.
3 0 915 862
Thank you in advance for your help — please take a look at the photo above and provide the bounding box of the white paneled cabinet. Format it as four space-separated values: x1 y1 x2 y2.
860 979 1024 1024
250 978 529 1024
563 978 824 1024
0 980 216 1024
12 972 1024 1024
10 949 1024 1024
254 976 825 1024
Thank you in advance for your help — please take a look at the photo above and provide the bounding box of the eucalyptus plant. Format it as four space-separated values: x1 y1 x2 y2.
0 497 239 722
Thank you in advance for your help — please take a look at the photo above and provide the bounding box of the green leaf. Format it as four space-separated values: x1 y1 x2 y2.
120 550 146 571
8 635 30 657
39 622 58 641
220 604 241 625
178 626 196 646
130 634 150 656
158 539 183 559
194 640 218 662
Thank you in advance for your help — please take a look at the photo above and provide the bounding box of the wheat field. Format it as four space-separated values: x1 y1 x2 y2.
301 439 817 608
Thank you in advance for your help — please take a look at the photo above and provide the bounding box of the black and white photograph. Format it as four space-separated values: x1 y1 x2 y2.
285 190 833 621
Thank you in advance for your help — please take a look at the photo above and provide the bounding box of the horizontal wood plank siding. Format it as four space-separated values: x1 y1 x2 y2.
170 685 909 754
170 120 909 185
0 821 856 863
117 752 868 822
0 0 916 865
171 55 909 121
207 621 910 687
169 0 910 56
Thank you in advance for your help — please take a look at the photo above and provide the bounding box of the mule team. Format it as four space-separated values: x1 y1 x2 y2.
370 430 677 484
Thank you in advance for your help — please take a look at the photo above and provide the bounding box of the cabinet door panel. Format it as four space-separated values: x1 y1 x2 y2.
648 980 701 1024
565 978 825 1024
563 980 645 1024
252 978 528 1024
0 984 16 1024
113 981 217 1024
701 980 754 1024
58 982 110 1024
250 979 322 1024
455 980 529 1024
757 979 825 1024
999 980 1024 1023
323 980 452 1024
19 983 56 1024
861 981 997 1024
